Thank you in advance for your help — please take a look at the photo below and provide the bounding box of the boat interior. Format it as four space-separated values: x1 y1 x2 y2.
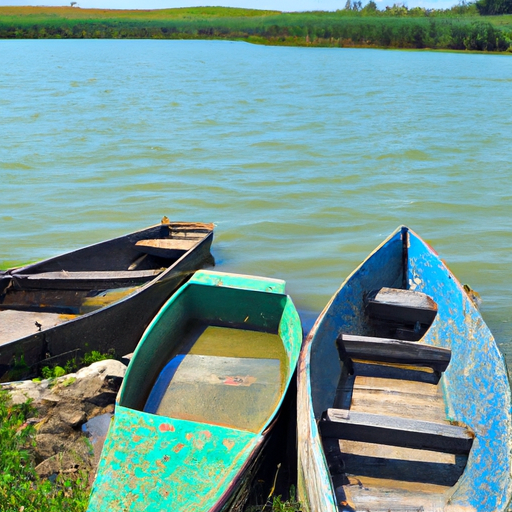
318 285 474 511
119 283 290 434
0 223 212 348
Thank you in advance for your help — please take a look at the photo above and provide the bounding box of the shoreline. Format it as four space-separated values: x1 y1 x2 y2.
1 6 511 53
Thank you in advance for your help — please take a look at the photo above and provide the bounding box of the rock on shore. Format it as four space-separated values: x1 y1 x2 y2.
3 359 127 485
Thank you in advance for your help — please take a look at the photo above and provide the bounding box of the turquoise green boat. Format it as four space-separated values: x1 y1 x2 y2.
87 270 302 512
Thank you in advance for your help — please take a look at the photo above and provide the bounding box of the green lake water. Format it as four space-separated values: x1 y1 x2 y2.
2 40 512 369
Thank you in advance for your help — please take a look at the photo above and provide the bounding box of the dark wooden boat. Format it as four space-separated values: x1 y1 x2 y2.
87 270 302 512
297 226 512 512
0 220 214 381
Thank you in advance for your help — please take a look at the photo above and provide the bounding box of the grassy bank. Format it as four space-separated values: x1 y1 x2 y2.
0 6 511 52
0 388 89 512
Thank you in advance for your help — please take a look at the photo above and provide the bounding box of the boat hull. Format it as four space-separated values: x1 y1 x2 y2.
0 222 214 380
297 226 512 511
88 270 303 512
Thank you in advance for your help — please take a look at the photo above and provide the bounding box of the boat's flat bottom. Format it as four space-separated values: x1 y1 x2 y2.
343 475 449 512
350 375 447 421
333 374 465 511
143 325 286 433
0 310 77 346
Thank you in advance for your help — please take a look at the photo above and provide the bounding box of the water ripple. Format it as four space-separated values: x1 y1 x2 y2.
2 40 512 366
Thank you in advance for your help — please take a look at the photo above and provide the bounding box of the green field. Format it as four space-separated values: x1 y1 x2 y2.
0 6 511 52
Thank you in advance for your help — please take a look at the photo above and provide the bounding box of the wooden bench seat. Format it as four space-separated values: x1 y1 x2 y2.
338 334 451 374
351 360 442 385
11 269 163 290
320 408 473 455
135 238 199 257
366 287 438 326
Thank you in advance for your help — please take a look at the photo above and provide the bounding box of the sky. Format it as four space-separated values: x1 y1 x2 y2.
0 0 461 13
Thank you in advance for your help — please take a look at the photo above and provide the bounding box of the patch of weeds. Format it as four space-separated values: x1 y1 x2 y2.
61 377 77 387
64 358 78 374
41 366 53 380
0 388 89 511
270 488 302 512
41 365 66 380
80 349 115 367
6 354 30 381
246 482 302 512
38 349 115 381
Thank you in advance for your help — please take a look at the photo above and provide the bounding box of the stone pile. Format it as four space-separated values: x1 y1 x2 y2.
3 359 127 486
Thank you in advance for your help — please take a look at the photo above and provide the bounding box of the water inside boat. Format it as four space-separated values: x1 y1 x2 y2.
144 324 287 433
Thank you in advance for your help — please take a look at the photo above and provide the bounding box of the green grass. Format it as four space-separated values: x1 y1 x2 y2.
270 489 302 512
246 486 302 512
487 13 512 26
0 388 89 511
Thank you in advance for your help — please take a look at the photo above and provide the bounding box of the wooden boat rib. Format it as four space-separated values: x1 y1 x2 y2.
87 270 302 512
297 226 512 512
0 220 214 381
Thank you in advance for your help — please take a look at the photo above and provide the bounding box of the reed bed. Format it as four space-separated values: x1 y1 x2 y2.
0 7 511 52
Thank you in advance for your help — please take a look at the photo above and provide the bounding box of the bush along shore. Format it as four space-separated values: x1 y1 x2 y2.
0 6 512 52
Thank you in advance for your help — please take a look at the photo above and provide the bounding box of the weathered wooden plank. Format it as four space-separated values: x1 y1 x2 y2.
135 238 199 256
339 334 451 373
349 373 446 422
337 438 457 464
11 269 163 290
0 289 86 313
367 287 438 325
320 409 473 455
352 360 441 384
162 221 214 232
343 474 452 511
15 270 162 281
326 439 467 487
349 388 447 423
353 375 442 397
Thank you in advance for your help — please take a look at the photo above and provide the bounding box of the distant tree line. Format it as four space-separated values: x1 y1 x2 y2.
344 0 512 15
476 0 512 14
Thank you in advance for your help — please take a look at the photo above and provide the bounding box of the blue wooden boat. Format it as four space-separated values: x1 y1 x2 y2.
88 269 302 512
297 226 512 511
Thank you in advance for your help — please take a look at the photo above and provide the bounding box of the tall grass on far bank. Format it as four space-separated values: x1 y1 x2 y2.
0 6 511 52
0 388 89 512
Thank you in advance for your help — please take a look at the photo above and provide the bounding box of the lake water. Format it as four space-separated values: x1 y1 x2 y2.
2 40 512 368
